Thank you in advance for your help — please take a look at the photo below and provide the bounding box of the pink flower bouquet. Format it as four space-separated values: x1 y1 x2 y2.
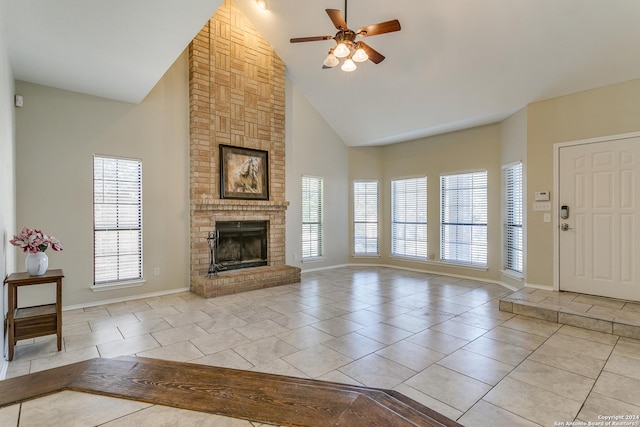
9 227 63 253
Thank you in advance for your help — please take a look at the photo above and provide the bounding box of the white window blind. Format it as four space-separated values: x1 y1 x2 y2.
353 181 379 255
391 177 427 259
302 176 323 258
503 162 523 273
93 155 143 285
440 171 487 266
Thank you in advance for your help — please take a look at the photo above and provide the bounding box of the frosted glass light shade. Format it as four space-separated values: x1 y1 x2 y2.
323 53 339 67
334 43 350 58
353 47 368 63
341 58 357 72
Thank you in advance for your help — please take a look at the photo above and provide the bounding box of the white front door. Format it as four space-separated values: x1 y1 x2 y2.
558 136 640 300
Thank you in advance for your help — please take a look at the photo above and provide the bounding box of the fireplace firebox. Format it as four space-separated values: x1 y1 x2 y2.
214 221 268 271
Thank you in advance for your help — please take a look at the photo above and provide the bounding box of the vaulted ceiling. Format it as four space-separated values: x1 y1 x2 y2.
2 0 640 146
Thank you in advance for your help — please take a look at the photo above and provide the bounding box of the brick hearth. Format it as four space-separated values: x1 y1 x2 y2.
188 0 300 297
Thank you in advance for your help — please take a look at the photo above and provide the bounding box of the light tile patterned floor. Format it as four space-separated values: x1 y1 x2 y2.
0 390 279 426
4 266 640 427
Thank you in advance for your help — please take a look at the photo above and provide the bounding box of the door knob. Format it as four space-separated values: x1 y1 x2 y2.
561 223 572 231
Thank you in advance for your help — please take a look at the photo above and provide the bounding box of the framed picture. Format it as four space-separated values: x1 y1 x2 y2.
220 145 269 200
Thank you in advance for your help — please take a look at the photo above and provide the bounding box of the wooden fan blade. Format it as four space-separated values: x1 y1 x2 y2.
357 19 401 37
290 35 333 43
326 9 347 30
359 42 385 64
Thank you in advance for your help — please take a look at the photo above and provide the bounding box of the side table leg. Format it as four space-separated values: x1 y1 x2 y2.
56 278 62 352
8 284 15 361
8 327 14 361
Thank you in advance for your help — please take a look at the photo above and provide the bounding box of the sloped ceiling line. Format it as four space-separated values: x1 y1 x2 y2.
3 0 640 146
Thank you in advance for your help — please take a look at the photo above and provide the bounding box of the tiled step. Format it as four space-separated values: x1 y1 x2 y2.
499 289 640 340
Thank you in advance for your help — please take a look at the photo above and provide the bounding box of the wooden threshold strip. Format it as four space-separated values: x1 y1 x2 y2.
0 357 462 427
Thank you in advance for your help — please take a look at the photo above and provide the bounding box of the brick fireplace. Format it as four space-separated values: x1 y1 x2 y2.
189 0 300 298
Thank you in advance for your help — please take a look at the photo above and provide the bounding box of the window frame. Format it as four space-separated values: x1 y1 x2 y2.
302 175 324 260
503 162 524 275
353 180 380 257
391 176 428 260
440 170 488 267
93 155 143 288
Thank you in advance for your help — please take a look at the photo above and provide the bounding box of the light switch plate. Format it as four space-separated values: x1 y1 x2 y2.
533 202 551 211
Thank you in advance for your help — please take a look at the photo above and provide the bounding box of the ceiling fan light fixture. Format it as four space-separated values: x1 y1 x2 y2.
352 46 368 63
289 1 401 72
255 0 268 10
333 42 350 58
341 58 357 72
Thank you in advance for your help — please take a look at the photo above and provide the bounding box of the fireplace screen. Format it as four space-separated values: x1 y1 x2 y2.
215 221 268 270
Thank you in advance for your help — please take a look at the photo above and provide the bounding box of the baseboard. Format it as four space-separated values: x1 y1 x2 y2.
63 287 191 312
524 282 554 291
314 262 521 292
301 263 350 273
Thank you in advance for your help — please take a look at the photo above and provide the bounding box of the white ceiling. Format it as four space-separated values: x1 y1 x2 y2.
0 0 223 103
2 0 640 147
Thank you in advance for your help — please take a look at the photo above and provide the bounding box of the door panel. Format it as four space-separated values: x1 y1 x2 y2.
559 137 640 300
592 213 612 280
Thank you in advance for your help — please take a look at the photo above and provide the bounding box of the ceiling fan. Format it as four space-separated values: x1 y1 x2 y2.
290 0 401 71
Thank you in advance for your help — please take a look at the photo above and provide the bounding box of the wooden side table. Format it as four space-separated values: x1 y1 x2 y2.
4 269 64 361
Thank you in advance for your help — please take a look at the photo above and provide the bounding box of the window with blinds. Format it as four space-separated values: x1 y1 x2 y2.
440 171 487 266
503 162 523 274
302 176 323 259
93 155 143 285
391 177 427 259
353 181 379 255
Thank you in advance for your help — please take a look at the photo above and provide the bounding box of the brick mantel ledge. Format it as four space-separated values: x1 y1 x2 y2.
193 199 290 212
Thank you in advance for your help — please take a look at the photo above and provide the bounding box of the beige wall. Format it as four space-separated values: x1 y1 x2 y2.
1 13 16 362
526 78 640 287
501 107 527 165
14 51 190 307
286 81 350 270
349 124 504 282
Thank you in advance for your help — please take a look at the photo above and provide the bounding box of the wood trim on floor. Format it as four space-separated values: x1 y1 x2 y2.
0 357 462 427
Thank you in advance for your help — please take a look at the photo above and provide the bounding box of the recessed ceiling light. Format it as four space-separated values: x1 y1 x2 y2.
256 0 268 10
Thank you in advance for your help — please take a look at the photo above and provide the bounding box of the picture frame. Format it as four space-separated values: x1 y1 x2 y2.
219 145 269 200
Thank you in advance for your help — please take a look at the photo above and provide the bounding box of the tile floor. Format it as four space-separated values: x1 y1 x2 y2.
4 266 640 427
0 390 279 426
